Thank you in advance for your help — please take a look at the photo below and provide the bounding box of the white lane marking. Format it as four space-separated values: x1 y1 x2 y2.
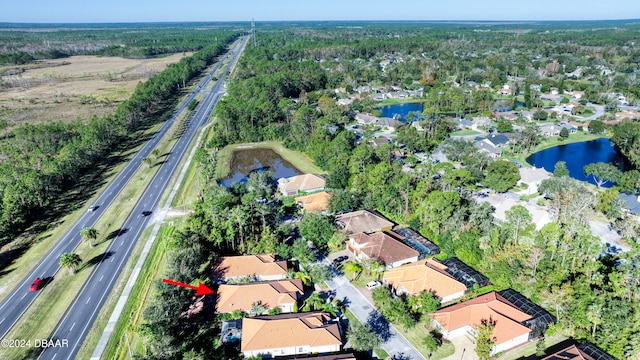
99 275 104 282
86 297 91 304
21 293 27 300
69 322 75 331
111 257 115 262
51 354 57 360
0 318 5 325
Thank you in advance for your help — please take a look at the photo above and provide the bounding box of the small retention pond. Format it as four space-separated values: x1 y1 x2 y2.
378 102 423 121
219 148 302 187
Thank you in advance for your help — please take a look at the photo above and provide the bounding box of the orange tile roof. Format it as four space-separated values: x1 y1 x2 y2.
216 279 304 313
241 312 341 352
336 210 394 234
296 191 331 212
542 345 594 360
349 231 419 266
218 254 287 279
383 259 466 297
278 174 326 193
430 292 532 346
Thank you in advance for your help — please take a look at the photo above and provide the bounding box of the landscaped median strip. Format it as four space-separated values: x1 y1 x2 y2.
90 117 216 360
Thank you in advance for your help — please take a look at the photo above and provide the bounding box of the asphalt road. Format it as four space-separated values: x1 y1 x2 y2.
0 36 247 359
319 257 424 360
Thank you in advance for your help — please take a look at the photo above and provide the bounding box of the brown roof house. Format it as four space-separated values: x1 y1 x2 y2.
346 231 419 268
216 279 304 314
543 344 594 360
278 174 326 197
295 191 331 212
383 258 467 303
335 210 394 234
430 292 533 355
543 344 615 360
216 254 288 282
241 312 342 358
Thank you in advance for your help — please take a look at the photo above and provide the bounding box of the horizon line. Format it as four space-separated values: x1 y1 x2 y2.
1 18 640 25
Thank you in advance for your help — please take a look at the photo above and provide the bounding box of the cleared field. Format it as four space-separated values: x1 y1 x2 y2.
0 53 190 125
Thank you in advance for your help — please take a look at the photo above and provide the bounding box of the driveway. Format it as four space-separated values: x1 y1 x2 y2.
442 334 479 360
580 103 605 121
318 257 425 360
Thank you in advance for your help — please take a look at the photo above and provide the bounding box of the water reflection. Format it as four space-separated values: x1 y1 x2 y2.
219 148 302 187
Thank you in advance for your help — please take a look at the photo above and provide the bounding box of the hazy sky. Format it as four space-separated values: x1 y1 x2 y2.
1 0 639 23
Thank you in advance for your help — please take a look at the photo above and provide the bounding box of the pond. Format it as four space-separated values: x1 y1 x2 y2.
526 138 630 187
219 148 302 187
378 102 423 121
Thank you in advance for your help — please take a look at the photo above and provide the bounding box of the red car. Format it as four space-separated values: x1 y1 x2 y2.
29 278 41 291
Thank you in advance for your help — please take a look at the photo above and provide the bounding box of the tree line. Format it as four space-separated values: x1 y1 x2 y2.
0 34 237 246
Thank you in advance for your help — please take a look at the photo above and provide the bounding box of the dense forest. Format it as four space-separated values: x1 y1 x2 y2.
0 23 246 65
0 27 239 246
189 22 640 358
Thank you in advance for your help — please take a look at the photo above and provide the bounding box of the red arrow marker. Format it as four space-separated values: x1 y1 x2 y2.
162 278 214 296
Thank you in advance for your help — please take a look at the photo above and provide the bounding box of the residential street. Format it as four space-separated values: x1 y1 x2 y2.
319 258 425 360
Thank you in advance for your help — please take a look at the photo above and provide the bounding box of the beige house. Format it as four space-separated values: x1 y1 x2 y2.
346 231 419 268
278 174 326 196
216 279 304 314
241 312 342 358
335 210 394 234
383 258 467 303
216 254 288 282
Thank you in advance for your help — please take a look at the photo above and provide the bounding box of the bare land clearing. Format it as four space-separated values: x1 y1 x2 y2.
0 53 191 125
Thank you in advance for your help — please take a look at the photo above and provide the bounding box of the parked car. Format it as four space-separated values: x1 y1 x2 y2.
366 281 381 290
30 278 42 291
332 256 348 266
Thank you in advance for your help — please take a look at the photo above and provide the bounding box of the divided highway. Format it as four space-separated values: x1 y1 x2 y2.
0 35 248 359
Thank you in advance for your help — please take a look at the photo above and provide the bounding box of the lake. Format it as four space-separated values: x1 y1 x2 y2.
379 102 423 121
526 138 629 187
219 148 302 187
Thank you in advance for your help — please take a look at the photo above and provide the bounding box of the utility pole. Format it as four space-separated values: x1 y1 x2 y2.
251 18 256 46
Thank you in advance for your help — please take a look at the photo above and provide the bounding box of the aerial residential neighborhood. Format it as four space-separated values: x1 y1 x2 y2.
1 2 640 360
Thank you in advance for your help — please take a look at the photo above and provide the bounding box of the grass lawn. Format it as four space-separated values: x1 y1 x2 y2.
214 141 326 180
497 333 568 360
376 98 426 106
451 129 480 136
400 318 455 360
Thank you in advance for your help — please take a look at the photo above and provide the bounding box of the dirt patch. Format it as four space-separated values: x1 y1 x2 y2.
0 53 191 126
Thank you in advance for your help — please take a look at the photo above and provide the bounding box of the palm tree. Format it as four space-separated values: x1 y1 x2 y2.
59 253 82 275
80 227 98 247
294 272 312 287
250 301 266 317
142 157 153 168
342 261 363 281
302 293 325 311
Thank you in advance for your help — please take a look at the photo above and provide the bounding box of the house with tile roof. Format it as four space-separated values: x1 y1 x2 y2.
216 254 288 282
216 279 304 314
429 291 533 354
542 343 615 360
346 231 419 268
278 174 326 197
335 210 394 234
295 191 331 212
543 344 594 360
241 312 342 358
383 258 466 303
